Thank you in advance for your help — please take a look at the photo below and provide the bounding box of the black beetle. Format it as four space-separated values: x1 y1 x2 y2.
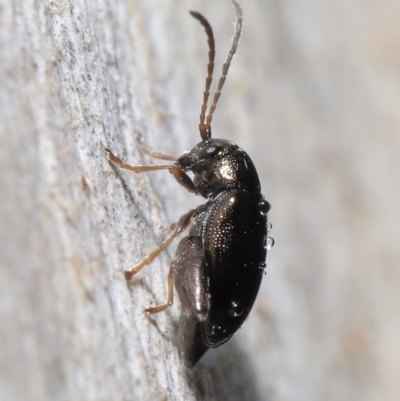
106 0 273 367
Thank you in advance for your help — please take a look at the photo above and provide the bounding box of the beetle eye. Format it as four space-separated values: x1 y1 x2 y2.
200 144 220 159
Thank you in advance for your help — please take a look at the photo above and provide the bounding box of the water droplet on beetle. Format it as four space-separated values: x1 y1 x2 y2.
258 199 270 216
266 236 275 250
228 300 244 317
210 324 223 335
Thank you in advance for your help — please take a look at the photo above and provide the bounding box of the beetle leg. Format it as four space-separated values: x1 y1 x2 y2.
106 149 173 173
135 134 177 161
169 168 198 193
125 207 199 280
145 264 174 314
174 236 210 321
106 149 199 194
106 149 200 194
173 236 210 367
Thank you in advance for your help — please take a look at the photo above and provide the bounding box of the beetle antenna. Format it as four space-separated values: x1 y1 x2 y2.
189 10 215 141
206 1 242 138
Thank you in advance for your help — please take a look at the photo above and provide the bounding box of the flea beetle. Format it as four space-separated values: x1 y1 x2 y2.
106 0 273 367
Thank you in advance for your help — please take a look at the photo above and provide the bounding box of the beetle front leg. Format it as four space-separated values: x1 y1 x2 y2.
106 149 173 173
106 149 199 194
169 167 199 194
135 133 177 161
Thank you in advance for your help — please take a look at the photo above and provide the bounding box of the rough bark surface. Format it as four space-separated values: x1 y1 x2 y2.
1 0 400 400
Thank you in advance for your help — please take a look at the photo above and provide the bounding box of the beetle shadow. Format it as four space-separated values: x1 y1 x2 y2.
186 339 269 401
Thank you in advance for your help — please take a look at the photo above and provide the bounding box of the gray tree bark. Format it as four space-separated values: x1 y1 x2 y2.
1 0 400 400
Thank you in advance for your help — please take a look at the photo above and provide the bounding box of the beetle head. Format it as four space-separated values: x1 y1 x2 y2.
177 139 260 198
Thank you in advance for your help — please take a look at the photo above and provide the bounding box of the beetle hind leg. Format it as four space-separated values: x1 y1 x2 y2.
174 236 210 321
145 264 174 314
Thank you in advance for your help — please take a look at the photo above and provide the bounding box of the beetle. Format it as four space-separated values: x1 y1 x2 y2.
106 0 273 367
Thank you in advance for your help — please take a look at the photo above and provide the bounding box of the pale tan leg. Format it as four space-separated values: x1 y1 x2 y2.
105 149 172 173
124 208 198 280
124 226 182 280
145 265 174 314
135 134 177 161
106 148 198 193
